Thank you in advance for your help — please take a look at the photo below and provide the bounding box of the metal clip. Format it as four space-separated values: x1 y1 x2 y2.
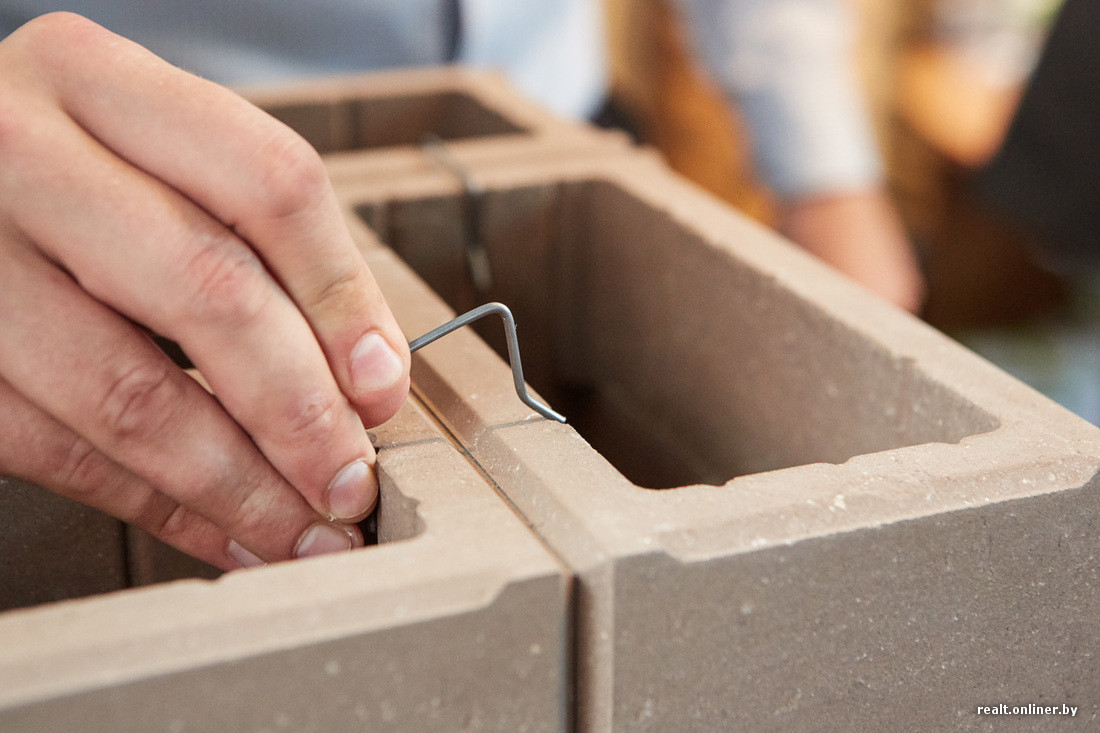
419 134 493 293
408 303 566 423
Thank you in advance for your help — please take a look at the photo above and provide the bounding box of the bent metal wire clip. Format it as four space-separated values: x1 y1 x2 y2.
408 302 567 424
419 135 493 293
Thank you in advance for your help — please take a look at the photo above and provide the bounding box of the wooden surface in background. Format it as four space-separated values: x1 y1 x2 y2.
605 0 774 225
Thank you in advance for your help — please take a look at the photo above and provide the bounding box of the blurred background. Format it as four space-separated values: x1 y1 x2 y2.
2 1 1088 425
605 0 1100 425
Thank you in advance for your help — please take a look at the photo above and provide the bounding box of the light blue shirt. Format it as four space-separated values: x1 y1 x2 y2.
677 0 883 197
0 0 881 197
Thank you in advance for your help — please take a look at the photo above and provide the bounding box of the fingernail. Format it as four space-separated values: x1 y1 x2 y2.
228 540 265 568
327 458 377 520
350 332 403 393
294 523 360 559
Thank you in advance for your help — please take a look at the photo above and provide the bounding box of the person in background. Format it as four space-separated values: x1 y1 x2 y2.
0 1 920 569
677 0 924 314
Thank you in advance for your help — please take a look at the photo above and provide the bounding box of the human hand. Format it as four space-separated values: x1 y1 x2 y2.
780 187 926 314
0 14 410 569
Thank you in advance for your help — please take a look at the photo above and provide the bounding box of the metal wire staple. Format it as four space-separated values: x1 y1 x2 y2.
408 302 567 423
419 134 493 292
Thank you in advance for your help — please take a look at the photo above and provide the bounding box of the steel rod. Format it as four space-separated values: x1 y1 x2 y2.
408 302 566 423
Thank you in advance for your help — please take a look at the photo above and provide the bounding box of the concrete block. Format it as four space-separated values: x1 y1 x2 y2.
125 526 221 587
238 67 628 184
0 397 569 731
0 477 127 612
340 154 1100 730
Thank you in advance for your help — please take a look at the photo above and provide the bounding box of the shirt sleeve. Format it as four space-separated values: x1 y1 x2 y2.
674 0 884 199
459 0 608 120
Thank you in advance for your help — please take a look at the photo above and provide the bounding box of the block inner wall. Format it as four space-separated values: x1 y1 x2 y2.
265 92 524 153
359 180 999 488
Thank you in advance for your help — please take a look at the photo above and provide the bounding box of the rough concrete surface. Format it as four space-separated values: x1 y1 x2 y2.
0 477 127 612
239 66 628 185
340 153 1100 730
0 398 569 732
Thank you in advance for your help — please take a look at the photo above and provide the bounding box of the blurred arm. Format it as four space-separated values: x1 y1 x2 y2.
675 0 925 311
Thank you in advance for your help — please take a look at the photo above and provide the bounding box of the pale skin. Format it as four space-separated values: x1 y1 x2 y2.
0 14 412 570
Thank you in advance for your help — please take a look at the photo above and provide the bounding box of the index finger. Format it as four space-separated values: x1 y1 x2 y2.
33 13 411 427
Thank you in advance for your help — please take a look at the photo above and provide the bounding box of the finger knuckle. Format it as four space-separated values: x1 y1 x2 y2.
280 390 346 445
49 436 104 492
228 490 274 540
305 263 367 314
254 130 329 221
11 12 106 65
98 361 181 442
180 236 273 326
15 11 94 43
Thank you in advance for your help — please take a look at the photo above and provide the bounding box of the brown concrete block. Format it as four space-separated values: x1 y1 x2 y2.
340 154 1100 729
125 526 221 587
0 397 569 731
238 66 629 184
0 476 126 612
